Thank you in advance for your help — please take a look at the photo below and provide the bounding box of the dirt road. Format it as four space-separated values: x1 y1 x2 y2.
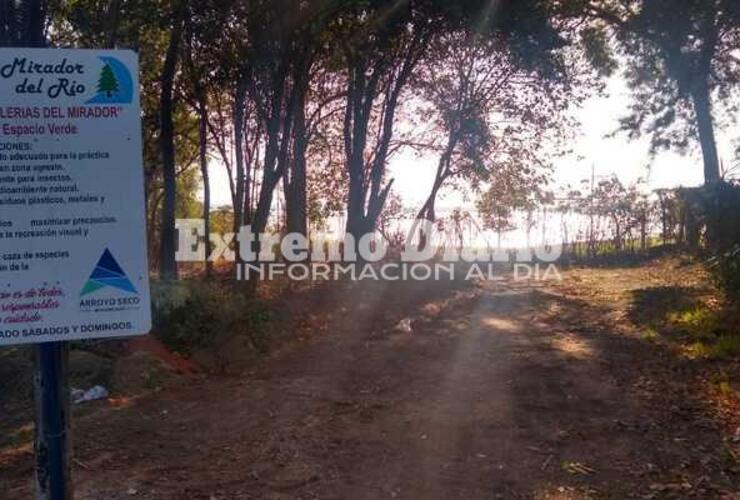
1 263 738 499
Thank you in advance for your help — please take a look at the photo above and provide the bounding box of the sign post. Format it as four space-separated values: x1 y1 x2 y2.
34 341 71 499
0 48 151 499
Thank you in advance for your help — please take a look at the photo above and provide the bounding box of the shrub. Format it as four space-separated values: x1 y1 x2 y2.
151 281 271 355
708 244 740 303
667 305 720 340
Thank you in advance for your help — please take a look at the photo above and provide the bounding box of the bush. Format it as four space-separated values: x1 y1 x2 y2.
707 244 740 303
151 281 272 355
667 305 720 340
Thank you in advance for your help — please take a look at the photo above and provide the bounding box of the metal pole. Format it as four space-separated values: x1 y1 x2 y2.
9 4 74 499
33 342 72 500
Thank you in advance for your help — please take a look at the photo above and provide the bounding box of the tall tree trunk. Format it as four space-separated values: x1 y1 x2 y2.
233 77 247 234
342 32 423 241
691 79 720 186
343 57 375 241
197 91 212 276
158 8 184 280
243 130 259 226
251 63 296 237
285 70 309 237
691 78 723 247
105 0 121 47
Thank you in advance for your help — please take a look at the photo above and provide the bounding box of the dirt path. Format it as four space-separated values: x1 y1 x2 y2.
1 269 738 499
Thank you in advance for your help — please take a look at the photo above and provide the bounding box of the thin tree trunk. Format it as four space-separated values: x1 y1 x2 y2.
197 91 212 276
105 0 121 48
343 61 373 241
158 6 184 280
233 77 247 233
285 71 309 237
242 126 260 226
416 135 456 223
414 175 446 251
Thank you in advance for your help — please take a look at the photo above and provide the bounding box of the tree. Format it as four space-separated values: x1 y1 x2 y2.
477 192 518 249
158 1 186 280
330 0 575 243
181 2 228 276
49 0 202 272
330 0 430 241
231 0 337 243
585 0 740 185
477 165 548 249
410 24 575 249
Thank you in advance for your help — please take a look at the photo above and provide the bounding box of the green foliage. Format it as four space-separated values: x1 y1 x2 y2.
477 171 550 237
601 0 740 161
579 26 617 77
151 281 272 355
663 302 740 359
711 334 740 358
667 305 720 340
708 244 740 303
51 0 202 246
687 334 740 359
642 326 659 343
210 206 235 235
175 167 203 218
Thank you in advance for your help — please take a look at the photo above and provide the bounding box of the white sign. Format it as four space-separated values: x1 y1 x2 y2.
0 48 151 345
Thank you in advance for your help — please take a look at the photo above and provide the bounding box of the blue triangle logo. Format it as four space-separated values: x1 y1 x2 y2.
81 249 137 296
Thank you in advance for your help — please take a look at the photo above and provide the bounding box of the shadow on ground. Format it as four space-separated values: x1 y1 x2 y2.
1 266 738 499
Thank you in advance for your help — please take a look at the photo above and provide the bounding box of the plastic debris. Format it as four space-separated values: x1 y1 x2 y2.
395 318 413 334
71 385 109 404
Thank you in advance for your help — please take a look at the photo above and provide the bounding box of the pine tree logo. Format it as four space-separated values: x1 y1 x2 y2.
87 56 133 105
97 63 120 98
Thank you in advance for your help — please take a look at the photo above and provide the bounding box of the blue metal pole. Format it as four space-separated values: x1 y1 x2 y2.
34 342 71 500
9 6 72 500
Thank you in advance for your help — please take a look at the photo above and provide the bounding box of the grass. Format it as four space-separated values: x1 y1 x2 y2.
641 326 659 343
667 305 721 340
630 286 739 359
682 330 740 359
662 304 740 359
709 333 740 358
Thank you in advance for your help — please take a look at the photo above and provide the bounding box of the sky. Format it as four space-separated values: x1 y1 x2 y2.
205 73 736 244
392 74 734 212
